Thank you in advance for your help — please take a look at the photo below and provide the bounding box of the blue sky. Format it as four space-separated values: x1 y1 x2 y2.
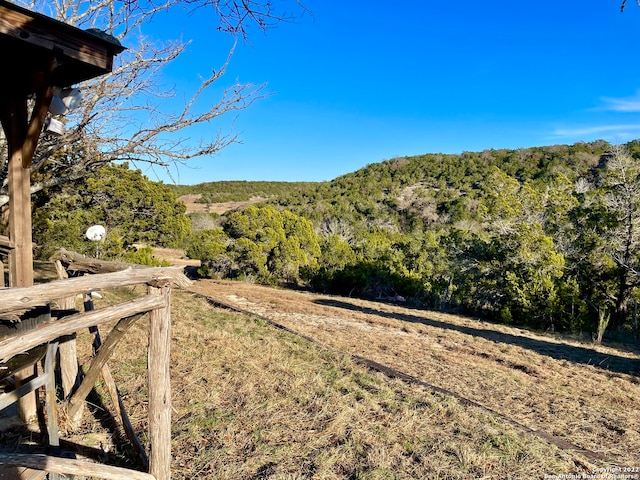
145 1 640 184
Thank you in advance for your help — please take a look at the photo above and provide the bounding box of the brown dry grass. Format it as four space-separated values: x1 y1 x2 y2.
188 281 640 469
108 288 583 479
150 246 201 267
43 280 639 478
177 194 266 215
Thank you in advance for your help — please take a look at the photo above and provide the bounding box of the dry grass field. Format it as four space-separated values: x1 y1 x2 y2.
65 278 638 479
6 259 636 478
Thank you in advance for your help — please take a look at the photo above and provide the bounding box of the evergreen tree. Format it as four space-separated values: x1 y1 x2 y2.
33 163 190 260
221 205 321 283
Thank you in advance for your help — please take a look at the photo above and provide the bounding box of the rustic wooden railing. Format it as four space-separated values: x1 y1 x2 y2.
0 261 191 480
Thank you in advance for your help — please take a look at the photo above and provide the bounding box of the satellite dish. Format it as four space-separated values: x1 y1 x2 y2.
85 225 106 241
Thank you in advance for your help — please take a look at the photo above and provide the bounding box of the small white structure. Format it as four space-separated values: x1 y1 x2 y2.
85 225 106 242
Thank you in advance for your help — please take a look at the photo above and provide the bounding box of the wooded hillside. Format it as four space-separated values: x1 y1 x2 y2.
183 140 640 342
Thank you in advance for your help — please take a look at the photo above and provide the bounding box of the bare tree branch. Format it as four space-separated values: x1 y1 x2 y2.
0 0 305 207
621 0 640 12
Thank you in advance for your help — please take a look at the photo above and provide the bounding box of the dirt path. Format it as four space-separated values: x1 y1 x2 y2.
189 279 640 466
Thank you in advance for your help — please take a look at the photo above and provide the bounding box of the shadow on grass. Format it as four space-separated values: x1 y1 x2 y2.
313 299 640 377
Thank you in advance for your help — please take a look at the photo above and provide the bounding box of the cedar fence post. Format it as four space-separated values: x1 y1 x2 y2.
54 261 81 401
147 283 172 480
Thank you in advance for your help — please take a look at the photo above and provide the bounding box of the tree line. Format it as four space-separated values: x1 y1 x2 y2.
169 180 318 205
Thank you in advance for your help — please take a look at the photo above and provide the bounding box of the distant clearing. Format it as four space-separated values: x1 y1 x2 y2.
178 194 266 215
151 247 201 266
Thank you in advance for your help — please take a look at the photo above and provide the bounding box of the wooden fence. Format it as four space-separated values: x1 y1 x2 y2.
0 260 191 480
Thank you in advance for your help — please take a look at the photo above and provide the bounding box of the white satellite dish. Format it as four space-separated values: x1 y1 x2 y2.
85 225 106 241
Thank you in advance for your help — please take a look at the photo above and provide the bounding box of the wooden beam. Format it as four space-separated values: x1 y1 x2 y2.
54 261 80 400
0 94 36 421
0 371 48 411
23 84 55 168
0 2 121 73
0 95 32 289
0 235 14 249
51 248 147 274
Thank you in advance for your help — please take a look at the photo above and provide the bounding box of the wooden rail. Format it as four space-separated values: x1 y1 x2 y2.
0 453 155 480
0 296 164 363
0 234 13 249
0 265 191 480
0 266 190 315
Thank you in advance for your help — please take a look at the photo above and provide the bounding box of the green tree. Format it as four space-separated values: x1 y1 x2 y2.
397 230 452 308
456 222 565 327
461 168 568 326
320 235 357 271
186 228 231 278
219 205 321 283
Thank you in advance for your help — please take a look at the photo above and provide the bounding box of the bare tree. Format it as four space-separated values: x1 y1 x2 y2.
0 0 307 206
601 144 640 326
189 0 309 37
621 0 640 12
